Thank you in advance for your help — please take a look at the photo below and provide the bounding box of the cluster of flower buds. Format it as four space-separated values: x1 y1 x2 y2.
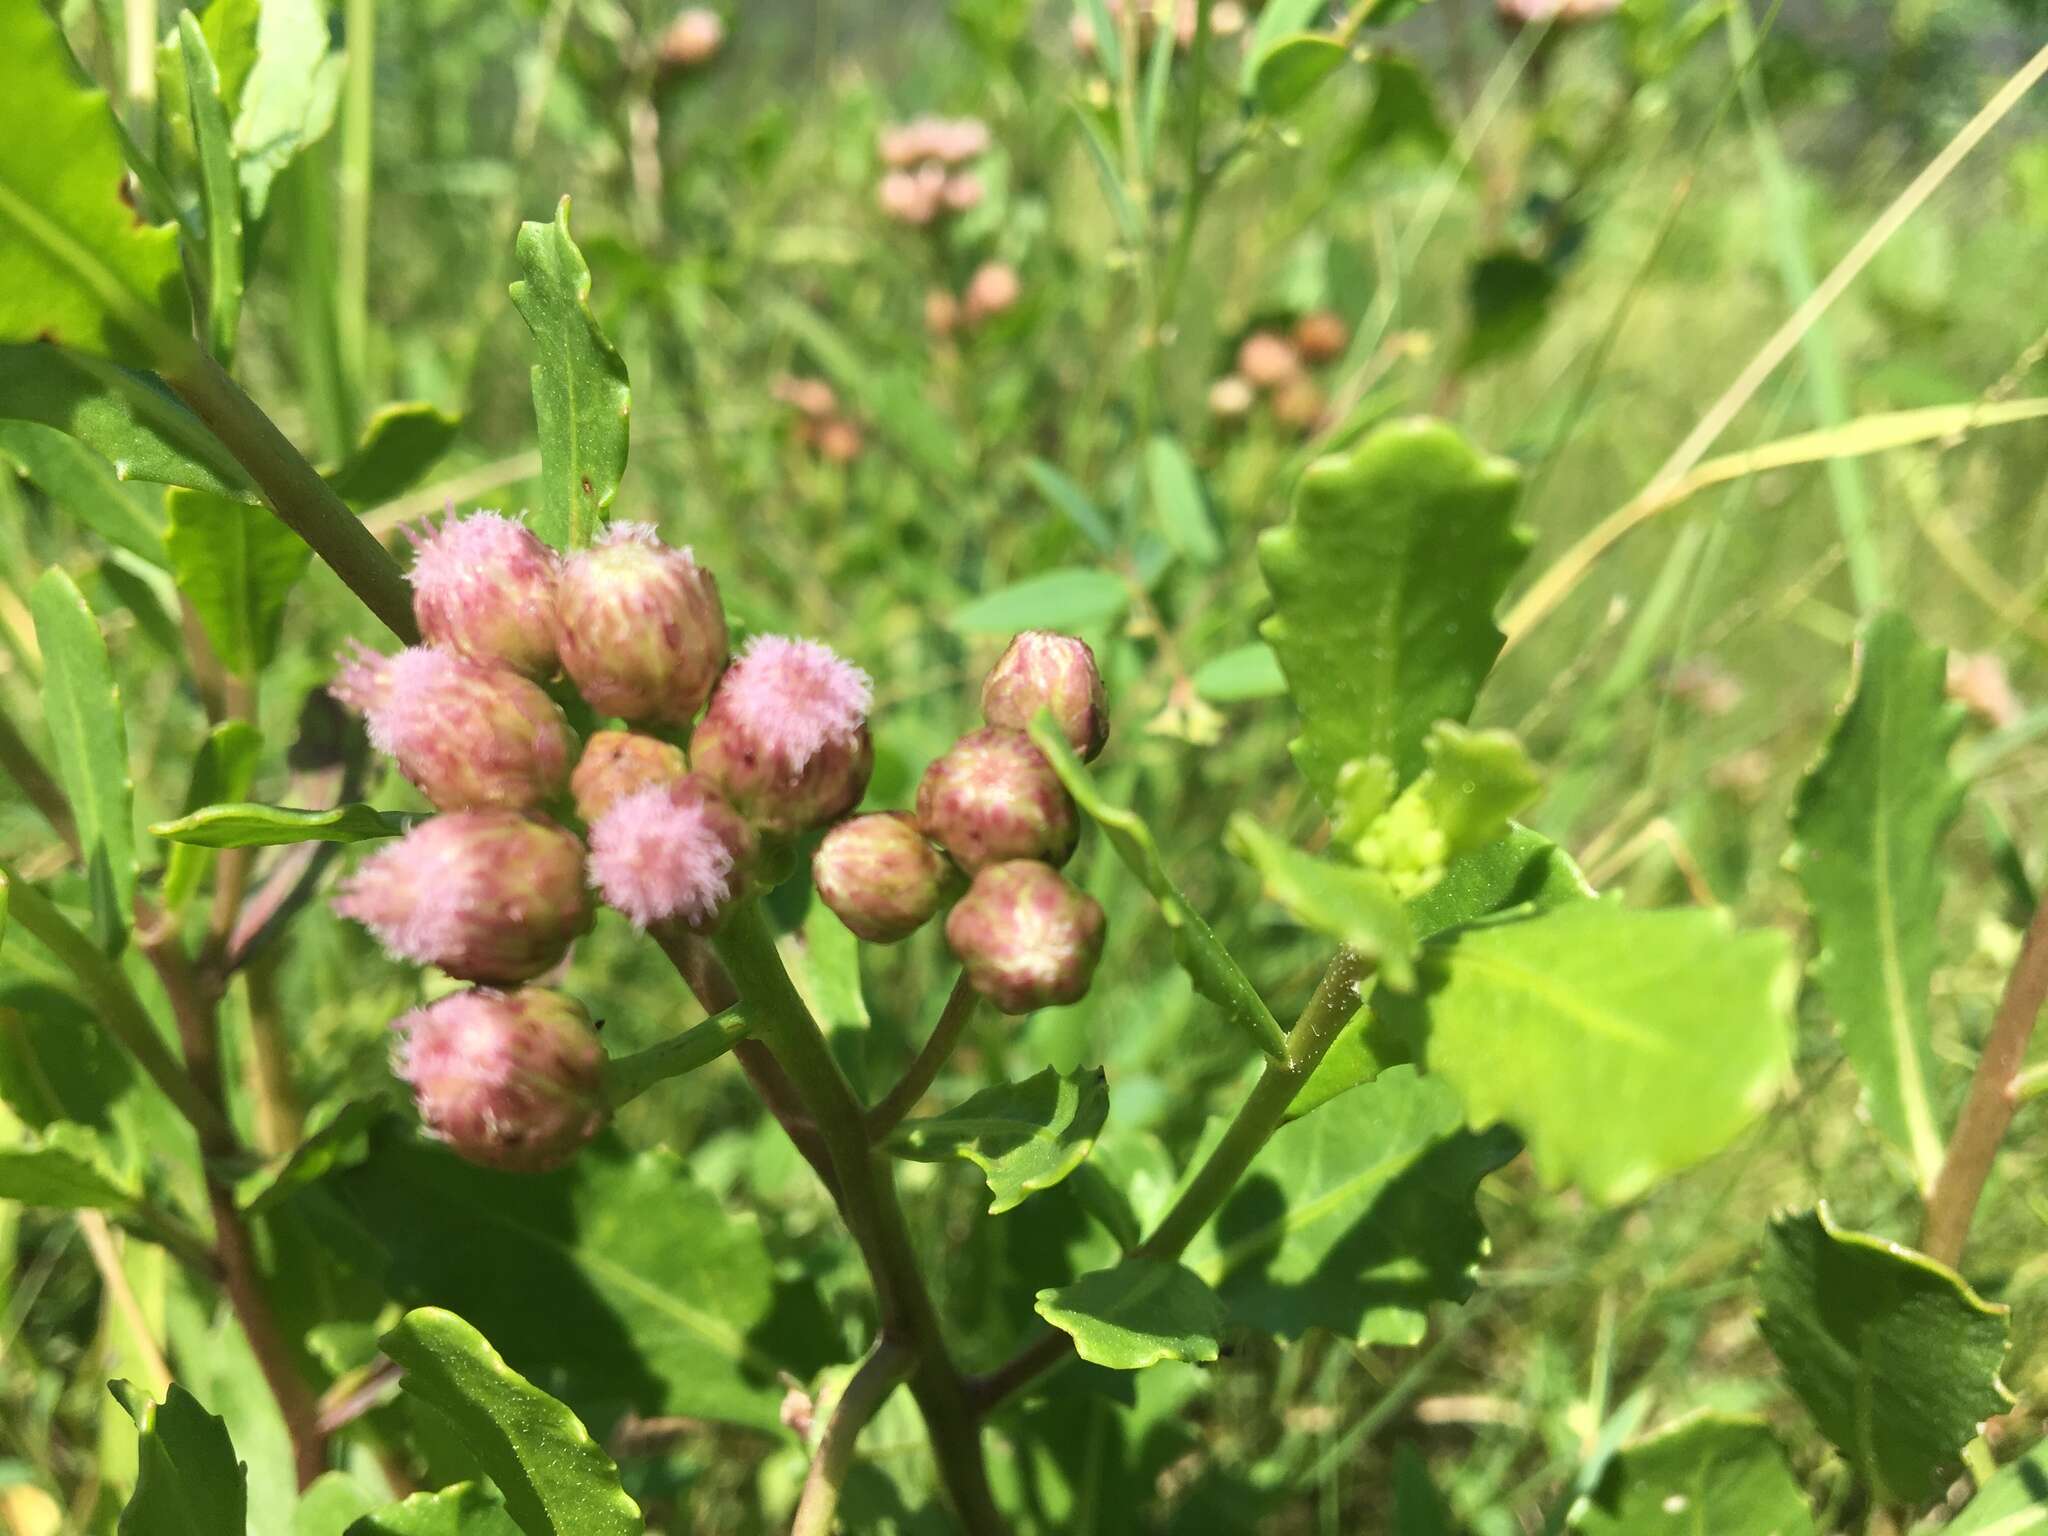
333 511 879 1168
656 6 725 70
809 630 1109 1014
774 375 865 464
1494 0 1620 25
1071 0 1253 59
876 115 990 226
924 261 1023 338
1208 311 1351 436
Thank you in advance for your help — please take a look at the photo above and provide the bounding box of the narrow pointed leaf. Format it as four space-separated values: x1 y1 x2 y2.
114 1383 248 1536
1254 34 1349 116
1145 436 1221 565
325 402 460 508
1258 417 1527 802
0 3 193 366
160 720 264 909
0 345 250 496
164 489 315 676
510 198 630 550
0 420 167 563
888 1066 1108 1214
1192 642 1287 703
1227 815 1416 988
233 0 345 220
178 15 244 365
380 1308 642 1536
952 568 1129 635
1567 1413 1815 1535
31 568 135 951
150 801 407 849
1022 457 1115 553
1029 716 1287 1058
345 1485 522 1536
1945 1437 2048 1533
1789 611 1960 1190
1035 1259 1225 1369
1378 902 1794 1204
1758 1205 2010 1506
1190 1066 1513 1344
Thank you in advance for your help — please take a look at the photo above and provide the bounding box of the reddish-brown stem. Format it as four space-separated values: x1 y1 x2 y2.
1921 894 2048 1267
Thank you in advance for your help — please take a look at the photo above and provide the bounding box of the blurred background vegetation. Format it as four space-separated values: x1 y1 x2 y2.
6 0 2048 1530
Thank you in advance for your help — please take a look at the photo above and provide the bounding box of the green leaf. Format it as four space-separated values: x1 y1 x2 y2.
345 1486 522 1536
114 1383 248 1536
1394 1443 1456 1535
1226 815 1416 989
0 420 167 563
1351 52 1451 165
199 0 262 120
1461 251 1557 371
0 1119 140 1210
510 198 631 551
333 1128 796 1433
1028 716 1287 1058
1342 723 1543 899
1189 1066 1514 1345
1258 418 1527 803
1075 0 1122 78
1191 643 1287 703
32 568 135 952
380 1308 643 1536
0 2 193 367
164 489 314 676
325 402 461 508
1378 902 1794 1204
951 567 1129 635
1789 610 1960 1191
1945 1437 2048 1534
0 345 249 497
1144 436 1221 566
1253 34 1349 116
1070 102 1140 245
888 1066 1109 1214
234 0 345 220
238 1099 382 1216
178 14 245 366
1021 457 1115 554
1758 1205 2010 1506
149 801 407 849
290 1472 379 1536
1034 1259 1225 1370
160 720 264 910
1567 1412 1815 1536
1239 0 1325 91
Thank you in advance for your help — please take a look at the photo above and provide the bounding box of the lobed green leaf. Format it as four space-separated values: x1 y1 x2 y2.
325 402 461 509
345 1485 522 1536
1225 815 1416 989
0 1118 141 1211
889 1066 1109 1214
113 1383 248 1536
1566 1412 1815 1535
1035 1259 1225 1370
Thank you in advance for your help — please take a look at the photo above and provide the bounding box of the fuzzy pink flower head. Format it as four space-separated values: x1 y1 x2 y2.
329 643 574 811
556 522 728 725
916 727 1078 874
335 812 592 982
391 987 607 1172
945 860 1105 1014
405 511 561 678
587 776 756 931
692 636 876 835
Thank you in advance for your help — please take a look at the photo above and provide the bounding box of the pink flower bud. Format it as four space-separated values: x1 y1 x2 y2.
925 289 961 337
329 644 574 811
1291 309 1350 365
916 727 1078 873
878 171 939 225
814 418 864 466
812 812 948 943
571 729 690 822
930 117 990 164
335 813 591 982
979 631 1109 762
773 375 840 418
556 523 728 726
945 860 1105 1013
587 776 755 931
1237 330 1301 389
391 988 607 1171
405 512 561 679
658 6 725 68
1496 0 1620 21
1270 376 1327 435
962 261 1020 324
1208 374 1256 420
941 173 985 213
691 636 875 834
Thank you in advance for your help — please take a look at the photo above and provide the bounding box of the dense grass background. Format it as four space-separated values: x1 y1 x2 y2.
6 0 2048 1529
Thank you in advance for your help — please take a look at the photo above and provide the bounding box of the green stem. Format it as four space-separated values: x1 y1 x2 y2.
867 973 981 1140
791 1335 913 1536
603 1005 751 1108
161 354 418 643
337 0 377 411
712 904 1007 1534
0 870 233 1148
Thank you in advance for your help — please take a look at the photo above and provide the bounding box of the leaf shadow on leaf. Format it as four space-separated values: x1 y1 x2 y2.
0 983 137 1131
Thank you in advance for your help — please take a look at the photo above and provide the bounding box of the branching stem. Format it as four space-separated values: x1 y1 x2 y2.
867 973 981 1141
791 1335 913 1536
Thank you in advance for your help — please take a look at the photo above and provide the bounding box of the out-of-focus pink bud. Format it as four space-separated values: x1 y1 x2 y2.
774 375 839 418
1211 0 1248 36
405 512 561 679
916 727 1078 873
658 6 726 68
815 418 865 465
1208 374 1256 420
572 729 690 822
878 124 925 168
812 812 948 943
1270 376 1326 434
942 173 986 213
692 635 875 833
556 523 728 726
1497 0 1622 21
1071 11 1100 56
930 117 990 164
1237 330 1301 389
963 261 1021 324
335 813 591 982
587 775 755 931
1948 651 2021 729
877 170 940 225
391 987 607 1171
329 644 574 811
925 288 961 337
945 860 1105 1013
1292 309 1350 365
980 631 1109 761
